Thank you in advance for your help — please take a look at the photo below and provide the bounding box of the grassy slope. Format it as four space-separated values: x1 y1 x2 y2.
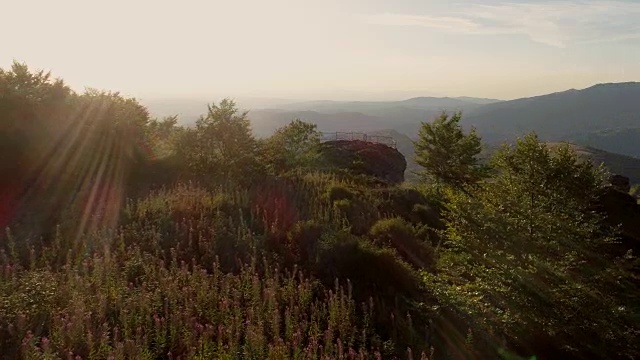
547 142 640 184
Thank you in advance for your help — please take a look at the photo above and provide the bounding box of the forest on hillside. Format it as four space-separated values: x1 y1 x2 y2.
1 63 638 359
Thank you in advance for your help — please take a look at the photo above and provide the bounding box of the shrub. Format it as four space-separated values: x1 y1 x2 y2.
326 183 355 202
369 218 434 269
286 220 325 263
317 234 420 299
315 236 429 354
0 248 402 359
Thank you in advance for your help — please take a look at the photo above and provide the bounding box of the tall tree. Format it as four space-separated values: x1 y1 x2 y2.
263 119 321 174
414 112 485 189
425 134 638 358
0 62 151 235
177 99 262 183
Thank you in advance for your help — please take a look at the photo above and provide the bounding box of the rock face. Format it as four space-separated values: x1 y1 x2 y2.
319 140 407 184
609 174 631 193
598 178 640 253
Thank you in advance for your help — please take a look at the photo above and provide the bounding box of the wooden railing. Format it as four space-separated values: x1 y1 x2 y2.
320 132 397 149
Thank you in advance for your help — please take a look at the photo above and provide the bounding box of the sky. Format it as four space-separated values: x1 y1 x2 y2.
2 0 639 101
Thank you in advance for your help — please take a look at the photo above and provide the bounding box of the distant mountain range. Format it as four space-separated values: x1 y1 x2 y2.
246 96 503 137
143 95 504 137
460 82 640 158
143 82 640 180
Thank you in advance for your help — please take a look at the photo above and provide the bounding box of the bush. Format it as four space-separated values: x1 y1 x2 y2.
326 183 356 202
315 236 430 354
286 220 325 263
332 197 379 236
369 218 435 269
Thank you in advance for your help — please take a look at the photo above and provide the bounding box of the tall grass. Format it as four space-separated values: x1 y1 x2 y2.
0 179 436 359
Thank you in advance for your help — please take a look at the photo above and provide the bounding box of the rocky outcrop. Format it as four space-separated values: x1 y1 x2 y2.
319 140 407 184
609 174 631 193
598 176 640 253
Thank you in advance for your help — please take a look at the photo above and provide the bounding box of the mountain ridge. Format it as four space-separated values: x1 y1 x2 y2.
142 81 640 159
461 82 640 157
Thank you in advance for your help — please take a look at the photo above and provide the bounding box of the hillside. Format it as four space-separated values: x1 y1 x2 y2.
246 83 640 159
143 96 501 136
547 143 640 184
461 82 640 157
266 96 500 136
573 128 640 158
144 83 640 161
4 63 640 360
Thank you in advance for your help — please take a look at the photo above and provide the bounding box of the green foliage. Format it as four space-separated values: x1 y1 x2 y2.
1 181 433 358
263 119 321 174
2 63 638 360
369 218 434 269
0 63 150 238
426 134 639 358
326 183 356 202
415 112 486 188
0 248 383 359
316 234 422 303
145 115 183 159
286 220 325 263
176 99 264 184
369 218 416 247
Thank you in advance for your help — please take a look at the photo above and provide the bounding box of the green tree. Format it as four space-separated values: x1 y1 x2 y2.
425 134 638 358
0 62 152 236
0 62 71 178
263 119 321 174
145 115 183 159
177 99 262 183
414 112 485 189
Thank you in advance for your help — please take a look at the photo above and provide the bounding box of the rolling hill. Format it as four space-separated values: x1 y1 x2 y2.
143 82 640 162
461 82 640 157
546 143 640 184
246 83 640 159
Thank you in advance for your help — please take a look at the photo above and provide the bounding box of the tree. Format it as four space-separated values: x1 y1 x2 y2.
414 112 485 189
0 62 72 231
0 62 71 177
177 99 262 183
145 115 183 160
425 134 638 358
262 119 321 174
0 62 152 236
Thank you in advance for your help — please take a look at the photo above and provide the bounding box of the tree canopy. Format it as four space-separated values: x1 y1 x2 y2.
263 119 322 174
177 99 263 183
425 134 638 358
414 112 485 189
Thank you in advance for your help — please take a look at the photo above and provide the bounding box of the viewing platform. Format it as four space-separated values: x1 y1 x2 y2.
320 132 397 149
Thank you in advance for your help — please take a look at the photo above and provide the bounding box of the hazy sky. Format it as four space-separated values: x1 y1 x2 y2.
2 0 639 100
